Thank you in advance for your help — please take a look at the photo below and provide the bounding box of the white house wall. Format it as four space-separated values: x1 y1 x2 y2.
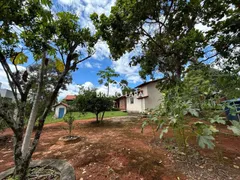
145 82 163 110
126 96 145 113
54 105 67 118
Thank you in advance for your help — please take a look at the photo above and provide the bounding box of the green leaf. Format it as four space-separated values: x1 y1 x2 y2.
160 127 169 139
188 108 199 117
228 121 240 136
141 120 148 133
197 135 215 149
209 115 226 124
209 125 219 133
55 59 64 72
11 53 28 65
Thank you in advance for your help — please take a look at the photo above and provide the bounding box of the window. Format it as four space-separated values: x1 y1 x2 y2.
130 97 134 104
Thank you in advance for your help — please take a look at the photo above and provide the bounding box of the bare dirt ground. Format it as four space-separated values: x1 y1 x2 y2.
0 117 240 180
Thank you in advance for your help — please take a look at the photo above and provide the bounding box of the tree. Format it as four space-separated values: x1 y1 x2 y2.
201 0 239 72
0 0 97 178
97 66 119 96
91 0 208 87
24 60 72 120
75 88 113 122
63 112 75 137
119 79 132 95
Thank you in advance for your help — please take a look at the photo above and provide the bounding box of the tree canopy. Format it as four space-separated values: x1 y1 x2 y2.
75 88 113 122
91 0 239 88
97 66 119 95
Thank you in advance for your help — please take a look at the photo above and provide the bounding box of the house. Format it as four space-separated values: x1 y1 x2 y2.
53 102 69 118
115 96 127 111
115 80 164 113
64 95 76 104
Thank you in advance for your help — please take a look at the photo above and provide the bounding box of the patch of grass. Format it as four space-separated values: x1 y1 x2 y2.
45 111 128 124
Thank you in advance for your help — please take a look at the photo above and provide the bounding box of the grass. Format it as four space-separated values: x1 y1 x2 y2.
45 111 128 124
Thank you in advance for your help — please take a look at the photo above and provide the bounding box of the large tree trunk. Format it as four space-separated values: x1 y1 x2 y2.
21 52 46 158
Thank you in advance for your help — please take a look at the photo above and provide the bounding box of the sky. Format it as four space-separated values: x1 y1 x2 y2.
0 0 213 101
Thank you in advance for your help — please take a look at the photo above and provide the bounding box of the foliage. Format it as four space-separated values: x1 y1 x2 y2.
119 79 132 95
92 0 239 90
75 88 114 122
142 84 240 151
97 66 119 96
63 112 75 136
0 0 97 178
0 97 14 131
91 0 208 87
24 60 72 120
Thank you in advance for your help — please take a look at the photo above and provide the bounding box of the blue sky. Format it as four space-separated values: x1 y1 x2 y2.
0 0 215 101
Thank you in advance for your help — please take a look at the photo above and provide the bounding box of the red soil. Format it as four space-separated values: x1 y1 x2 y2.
0 117 240 180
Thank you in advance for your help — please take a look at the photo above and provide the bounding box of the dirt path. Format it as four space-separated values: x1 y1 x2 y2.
0 117 240 180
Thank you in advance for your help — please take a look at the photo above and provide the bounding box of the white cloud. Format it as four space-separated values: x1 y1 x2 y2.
85 61 93 68
58 81 95 101
92 41 110 60
78 60 102 69
81 81 94 89
97 83 121 96
58 81 121 101
112 52 143 84
56 0 115 61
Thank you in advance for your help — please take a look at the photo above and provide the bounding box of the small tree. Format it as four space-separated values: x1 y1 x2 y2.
63 112 75 137
76 88 113 122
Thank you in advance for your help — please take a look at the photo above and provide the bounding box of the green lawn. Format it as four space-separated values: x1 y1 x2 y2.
45 111 128 124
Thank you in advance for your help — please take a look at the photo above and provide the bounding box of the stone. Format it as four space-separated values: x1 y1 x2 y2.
233 165 239 169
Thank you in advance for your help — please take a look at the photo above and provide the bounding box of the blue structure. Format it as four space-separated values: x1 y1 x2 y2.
58 108 65 118
224 98 240 121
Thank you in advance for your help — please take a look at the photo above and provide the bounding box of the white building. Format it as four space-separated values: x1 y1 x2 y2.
0 82 16 100
53 102 69 119
115 80 164 113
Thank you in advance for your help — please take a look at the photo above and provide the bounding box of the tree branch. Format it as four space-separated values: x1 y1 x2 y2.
0 52 24 97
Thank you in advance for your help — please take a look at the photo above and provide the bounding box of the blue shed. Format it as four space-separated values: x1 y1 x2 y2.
53 102 69 119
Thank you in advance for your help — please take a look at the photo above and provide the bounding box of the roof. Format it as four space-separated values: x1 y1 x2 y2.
53 102 69 107
64 95 77 101
135 79 160 89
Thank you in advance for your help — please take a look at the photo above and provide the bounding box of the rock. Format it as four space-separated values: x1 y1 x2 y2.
208 168 213 172
223 157 228 160
132 160 137 163
233 165 239 169
79 178 83 180
178 152 186 156
199 166 204 169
